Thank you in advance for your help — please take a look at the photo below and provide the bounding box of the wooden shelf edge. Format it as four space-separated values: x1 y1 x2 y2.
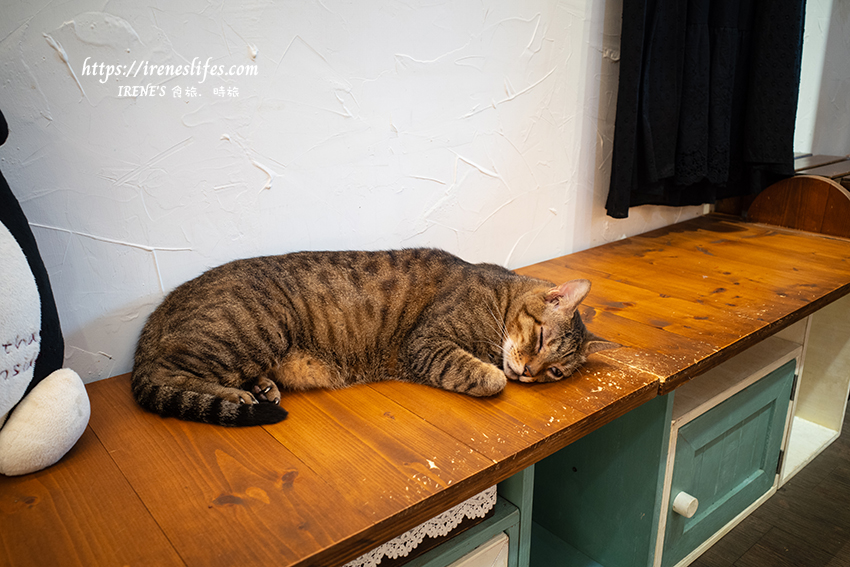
658 283 850 396
672 335 802 425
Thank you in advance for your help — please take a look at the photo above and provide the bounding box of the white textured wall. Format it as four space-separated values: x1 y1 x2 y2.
795 0 850 155
0 0 704 383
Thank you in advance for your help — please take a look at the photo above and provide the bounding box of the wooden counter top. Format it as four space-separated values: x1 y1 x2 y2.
519 215 850 394
3 214 850 567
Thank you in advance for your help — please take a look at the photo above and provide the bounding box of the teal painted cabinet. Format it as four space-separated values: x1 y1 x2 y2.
528 334 803 567
531 394 674 567
660 360 796 567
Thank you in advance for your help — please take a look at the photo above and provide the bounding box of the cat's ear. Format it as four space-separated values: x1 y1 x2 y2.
545 279 591 313
583 332 621 356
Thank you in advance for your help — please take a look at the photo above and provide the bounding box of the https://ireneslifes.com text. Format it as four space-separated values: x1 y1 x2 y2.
80 56 257 98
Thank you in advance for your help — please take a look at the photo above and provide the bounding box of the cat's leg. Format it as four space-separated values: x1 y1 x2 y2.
403 339 507 397
268 352 344 391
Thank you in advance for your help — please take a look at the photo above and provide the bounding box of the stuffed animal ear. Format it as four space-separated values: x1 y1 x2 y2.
582 331 621 356
545 279 592 314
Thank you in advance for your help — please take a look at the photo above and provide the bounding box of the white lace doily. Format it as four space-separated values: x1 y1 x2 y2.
343 485 497 567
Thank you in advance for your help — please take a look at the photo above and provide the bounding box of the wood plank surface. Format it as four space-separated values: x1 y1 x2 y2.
543 238 809 321
0 426 184 567
794 155 848 172
372 356 658 465
518 262 725 380
5 214 850 567
795 160 850 179
260 384 505 563
266 385 493 517
531 265 750 345
86 376 374 567
518 215 850 393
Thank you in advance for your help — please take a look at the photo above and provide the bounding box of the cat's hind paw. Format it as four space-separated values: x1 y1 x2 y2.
252 375 282 405
221 387 258 405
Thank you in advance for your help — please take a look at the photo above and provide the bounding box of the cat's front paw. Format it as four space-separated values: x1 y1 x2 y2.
466 366 507 397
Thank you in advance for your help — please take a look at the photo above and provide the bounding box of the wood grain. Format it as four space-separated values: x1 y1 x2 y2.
263 385 494 517
7 214 850 567
532 264 752 346
0 426 184 567
371 355 658 465
520 215 850 393
748 176 850 238
546 239 808 322
369 380 547 462
86 376 372 567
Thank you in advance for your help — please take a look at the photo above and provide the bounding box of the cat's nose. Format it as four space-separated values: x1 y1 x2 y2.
522 365 533 377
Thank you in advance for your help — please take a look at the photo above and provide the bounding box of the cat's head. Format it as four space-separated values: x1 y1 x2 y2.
502 279 619 383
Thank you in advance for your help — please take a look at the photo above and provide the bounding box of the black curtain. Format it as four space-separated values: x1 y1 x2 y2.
606 0 807 219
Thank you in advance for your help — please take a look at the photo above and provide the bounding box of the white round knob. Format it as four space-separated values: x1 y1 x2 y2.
672 491 699 518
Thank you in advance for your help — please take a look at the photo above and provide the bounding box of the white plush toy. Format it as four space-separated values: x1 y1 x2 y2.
0 106 90 476
0 222 90 476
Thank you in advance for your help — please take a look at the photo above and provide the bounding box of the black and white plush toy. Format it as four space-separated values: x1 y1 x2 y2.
0 109 90 476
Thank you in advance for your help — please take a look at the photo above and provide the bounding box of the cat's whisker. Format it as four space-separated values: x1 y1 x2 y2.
481 314 507 341
483 305 510 342
478 306 511 358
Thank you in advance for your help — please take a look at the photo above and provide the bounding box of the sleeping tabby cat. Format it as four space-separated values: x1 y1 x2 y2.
131 248 618 426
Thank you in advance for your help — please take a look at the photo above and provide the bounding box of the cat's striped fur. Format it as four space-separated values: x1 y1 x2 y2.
131 248 618 426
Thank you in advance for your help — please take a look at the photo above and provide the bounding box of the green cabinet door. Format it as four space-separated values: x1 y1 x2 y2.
532 394 674 567
662 360 796 567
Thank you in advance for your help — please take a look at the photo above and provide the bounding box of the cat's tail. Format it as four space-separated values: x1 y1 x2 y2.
130 371 288 427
